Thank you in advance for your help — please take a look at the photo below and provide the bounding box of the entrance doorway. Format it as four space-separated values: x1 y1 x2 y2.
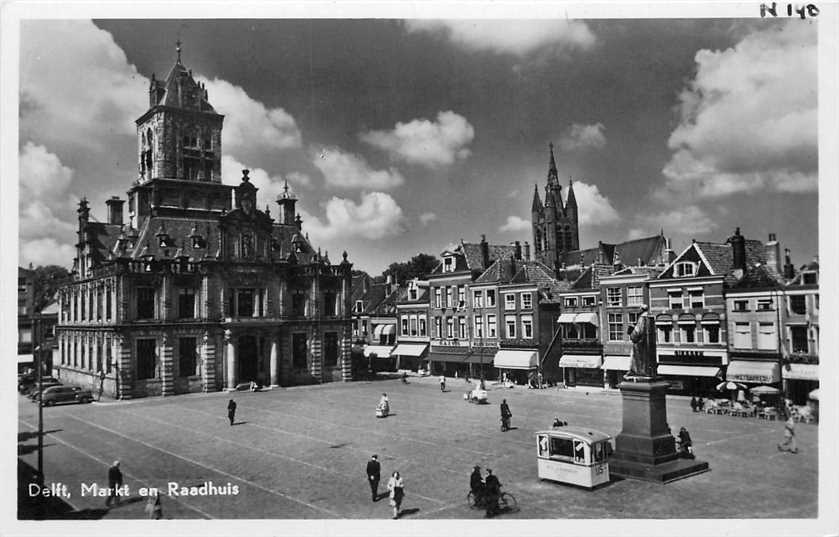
238 335 259 382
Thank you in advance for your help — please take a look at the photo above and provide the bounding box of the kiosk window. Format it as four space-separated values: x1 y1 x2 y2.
593 442 604 462
538 435 549 457
550 437 574 458
574 440 585 463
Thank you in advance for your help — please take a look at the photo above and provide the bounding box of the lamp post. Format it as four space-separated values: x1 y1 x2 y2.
35 343 44 520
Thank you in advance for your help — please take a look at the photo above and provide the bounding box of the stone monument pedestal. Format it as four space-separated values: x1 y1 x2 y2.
610 380 709 483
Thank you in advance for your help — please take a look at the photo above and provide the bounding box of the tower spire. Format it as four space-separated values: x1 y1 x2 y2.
176 39 182 64
547 142 558 184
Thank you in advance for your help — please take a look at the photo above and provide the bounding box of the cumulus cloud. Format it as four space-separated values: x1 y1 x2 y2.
19 143 78 266
359 111 475 168
405 19 595 56
419 212 438 225
312 146 405 190
566 182 619 227
199 77 302 160
221 156 311 211
557 123 606 152
659 22 816 201
20 238 78 268
20 20 148 150
300 192 406 241
499 216 531 233
634 205 717 236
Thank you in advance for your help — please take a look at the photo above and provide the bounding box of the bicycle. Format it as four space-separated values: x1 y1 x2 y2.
467 490 518 513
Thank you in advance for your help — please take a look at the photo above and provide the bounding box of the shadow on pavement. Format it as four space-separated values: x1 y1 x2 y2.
399 507 421 517
18 443 55 456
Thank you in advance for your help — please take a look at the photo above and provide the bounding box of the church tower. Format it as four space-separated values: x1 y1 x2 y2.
532 143 580 272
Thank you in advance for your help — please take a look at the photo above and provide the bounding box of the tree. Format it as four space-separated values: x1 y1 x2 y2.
383 253 439 283
31 265 70 313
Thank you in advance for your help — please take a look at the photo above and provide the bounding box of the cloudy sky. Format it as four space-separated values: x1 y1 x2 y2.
17 17 818 274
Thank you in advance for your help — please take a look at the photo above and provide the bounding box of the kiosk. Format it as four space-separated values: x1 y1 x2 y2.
536 427 612 489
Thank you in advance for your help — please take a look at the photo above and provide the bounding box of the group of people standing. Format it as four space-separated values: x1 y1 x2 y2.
366 454 405 519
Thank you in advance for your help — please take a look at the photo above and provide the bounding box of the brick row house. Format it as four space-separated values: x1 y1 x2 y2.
555 235 671 388
781 257 819 404
349 274 400 370
393 278 431 372
54 50 354 398
425 237 515 377
472 252 563 384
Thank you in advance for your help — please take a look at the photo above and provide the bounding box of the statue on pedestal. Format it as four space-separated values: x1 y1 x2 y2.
626 305 655 380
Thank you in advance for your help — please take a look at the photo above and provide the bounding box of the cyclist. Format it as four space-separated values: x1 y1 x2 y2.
483 468 501 517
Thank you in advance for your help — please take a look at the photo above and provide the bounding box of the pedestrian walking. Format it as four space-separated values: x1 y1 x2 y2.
690 396 698 412
366 454 381 501
98 370 106 401
386 471 405 519
500 399 512 431
105 460 123 508
144 495 163 519
483 468 501 517
227 398 237 426
439 375 446 392
778 416 798 453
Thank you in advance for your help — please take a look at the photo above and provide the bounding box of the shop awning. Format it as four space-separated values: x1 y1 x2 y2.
783 363 818 381
557 313 577 323
392 343 428 357
557 313 599 324
17 354 34 364
574 312 599 325
602 356 631 371
655 315 673 325
364 345 394 358
381 325 395 336
559 354 602 369
373 325 385 339
726 361 780 384
493 350 538 370
657 365 721 377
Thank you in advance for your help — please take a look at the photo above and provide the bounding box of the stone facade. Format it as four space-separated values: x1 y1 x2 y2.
54 51 354 399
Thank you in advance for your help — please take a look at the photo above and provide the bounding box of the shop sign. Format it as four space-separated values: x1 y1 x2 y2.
728 373 772 383
675 350 704 358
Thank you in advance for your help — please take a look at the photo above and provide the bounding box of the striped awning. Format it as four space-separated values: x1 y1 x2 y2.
602 356 631 371
559 354 602 369
557 313 599 324
363 345 394 358
726 361 780 384
392 343 428 357
17 354 34 364
493 350 538 370
782 363 818 381
658 365 721 377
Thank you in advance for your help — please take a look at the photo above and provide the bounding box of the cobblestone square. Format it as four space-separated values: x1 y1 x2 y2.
18 376 819 524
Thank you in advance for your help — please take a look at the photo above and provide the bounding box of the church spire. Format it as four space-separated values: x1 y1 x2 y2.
547 142 558 185
566 177 577 208
531 183 542 213
176 39 182 64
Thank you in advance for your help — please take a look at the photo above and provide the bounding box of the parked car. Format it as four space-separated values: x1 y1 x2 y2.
35 386 93 406
26 378 63 399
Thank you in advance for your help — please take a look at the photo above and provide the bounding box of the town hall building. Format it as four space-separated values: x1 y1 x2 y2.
54 46 354 398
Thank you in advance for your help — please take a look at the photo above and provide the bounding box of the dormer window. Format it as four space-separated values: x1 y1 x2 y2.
675 262 697 277
355 300 364 313
409 287 418 301
443 256 455 273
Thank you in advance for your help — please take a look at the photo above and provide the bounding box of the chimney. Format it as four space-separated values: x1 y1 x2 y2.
783 248 795 280
523 241 530 261
727 227 746 271
106 196 125 226
480 234 490 269
514 241 522 260
509 254 516 277
765 233 781 276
